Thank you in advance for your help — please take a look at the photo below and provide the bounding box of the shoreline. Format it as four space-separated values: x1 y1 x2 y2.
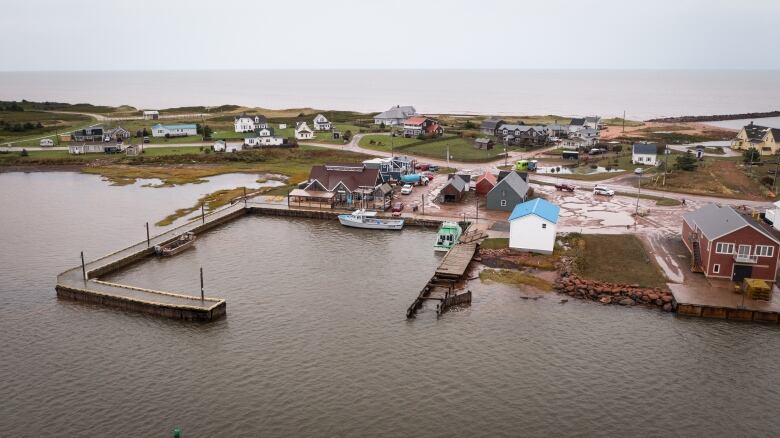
647 110 780 123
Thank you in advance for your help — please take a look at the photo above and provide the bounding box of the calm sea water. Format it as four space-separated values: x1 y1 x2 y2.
1 70 779 120
3 171 780 436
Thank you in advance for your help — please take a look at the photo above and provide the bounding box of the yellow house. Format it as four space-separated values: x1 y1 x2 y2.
732 122 780 155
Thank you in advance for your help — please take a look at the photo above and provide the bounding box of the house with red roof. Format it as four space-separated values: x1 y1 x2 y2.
475 172 497 195
403 116 443 138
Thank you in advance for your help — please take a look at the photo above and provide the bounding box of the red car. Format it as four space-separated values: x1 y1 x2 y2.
392 202 405 216
415 163 430 171
555 183 576 192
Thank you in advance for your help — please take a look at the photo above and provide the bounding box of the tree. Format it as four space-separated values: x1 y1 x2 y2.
20 148 28 157
612 144 623 154
674 151 698 171
743 147 760 164
142 128 149 137
202 125 213 140
379 122 386 130
136 130 143 138
343 130 352 141
464 120 476 129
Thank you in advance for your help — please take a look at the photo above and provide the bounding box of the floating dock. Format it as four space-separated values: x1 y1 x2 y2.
669 283 780 323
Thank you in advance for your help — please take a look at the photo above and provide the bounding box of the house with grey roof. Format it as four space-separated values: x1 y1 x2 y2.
480 118 506 135
374 105 417 126
439 176 467 202
632 143 659 165
486 171 530 212
682 203 780 282
732 122 780 156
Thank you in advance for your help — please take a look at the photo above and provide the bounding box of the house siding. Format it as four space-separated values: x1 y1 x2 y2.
486 183 527 212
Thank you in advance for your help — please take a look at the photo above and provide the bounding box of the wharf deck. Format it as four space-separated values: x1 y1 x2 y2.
436 243 478 279
55 203 243 321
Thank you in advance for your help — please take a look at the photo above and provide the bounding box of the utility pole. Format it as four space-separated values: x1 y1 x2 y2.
504 144 508 168
622 110 626 133
421 194 425 215
146 222 150 247
663 145 668 186
635 172 642 228
446 146 450 170
201 204 205 224
774 158 780 193
475 195 479 223
243 187 247 207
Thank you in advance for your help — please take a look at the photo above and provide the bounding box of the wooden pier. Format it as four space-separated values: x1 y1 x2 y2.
406 230 483 318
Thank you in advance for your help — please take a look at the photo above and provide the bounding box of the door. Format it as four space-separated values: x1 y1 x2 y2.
732 265 753 282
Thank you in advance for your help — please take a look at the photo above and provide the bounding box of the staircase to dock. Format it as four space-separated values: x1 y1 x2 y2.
690 233 703 273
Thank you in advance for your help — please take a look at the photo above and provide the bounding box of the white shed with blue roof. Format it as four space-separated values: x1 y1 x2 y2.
151 123 198 138
508 198 560 254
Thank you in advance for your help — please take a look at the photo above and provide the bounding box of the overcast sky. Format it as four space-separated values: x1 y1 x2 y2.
1 0 778 71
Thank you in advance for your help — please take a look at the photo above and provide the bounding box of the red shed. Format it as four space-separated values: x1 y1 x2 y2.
475 172 497 195
682 204 780 282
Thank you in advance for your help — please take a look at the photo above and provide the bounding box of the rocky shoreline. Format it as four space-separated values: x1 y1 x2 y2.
553 275 674 312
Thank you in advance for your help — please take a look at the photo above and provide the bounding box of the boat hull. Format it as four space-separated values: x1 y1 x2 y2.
338 215 404 230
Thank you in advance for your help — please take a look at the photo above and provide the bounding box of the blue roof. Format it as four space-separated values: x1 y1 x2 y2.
508 198 560 224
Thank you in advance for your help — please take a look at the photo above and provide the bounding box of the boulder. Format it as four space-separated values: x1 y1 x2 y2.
661 294 673 304
647 293 659 301
619 298 635 306
599 297 612 304
662 303 673 312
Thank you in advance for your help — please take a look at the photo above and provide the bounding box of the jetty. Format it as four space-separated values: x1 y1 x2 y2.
56 196 463 322
406 228 486 318
55 203 246 321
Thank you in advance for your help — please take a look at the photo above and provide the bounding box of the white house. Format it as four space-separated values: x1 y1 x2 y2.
279 123 287 129
234 115 268 133
213 140 242 153
39 138 54 147
68 144 108 154
295 122 314 140
313 114 331 131
632 143 659 165
143 110 159 120
508 198 560 255
374 105 417 126
151 124 197 138
245 127 284 147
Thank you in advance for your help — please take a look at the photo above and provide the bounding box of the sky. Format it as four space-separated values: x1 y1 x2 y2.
1 0 779 71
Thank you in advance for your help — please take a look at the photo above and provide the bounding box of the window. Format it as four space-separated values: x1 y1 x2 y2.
500 200 507 207
755 245 775 257
542 223 547 229
713 264 720 274
715 242 734 254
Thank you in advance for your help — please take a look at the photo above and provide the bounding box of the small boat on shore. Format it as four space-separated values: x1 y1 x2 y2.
433 221 462 252
154 232 196 256
338 209 404 230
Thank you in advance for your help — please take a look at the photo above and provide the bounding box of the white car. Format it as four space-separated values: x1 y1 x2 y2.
400 184 413 195
634 168 644 175
593 186 615 196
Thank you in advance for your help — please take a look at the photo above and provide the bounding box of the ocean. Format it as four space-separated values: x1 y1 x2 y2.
1 69 779 120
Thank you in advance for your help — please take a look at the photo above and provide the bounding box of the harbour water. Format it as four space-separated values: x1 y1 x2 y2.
2 70 780 120
3 171 780 436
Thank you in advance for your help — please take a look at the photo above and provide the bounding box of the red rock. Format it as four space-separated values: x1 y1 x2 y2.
647 293 659 301
618 298 634 306
600 297 612 304
662 303 672 312
662 295 673 303
655 299 663 306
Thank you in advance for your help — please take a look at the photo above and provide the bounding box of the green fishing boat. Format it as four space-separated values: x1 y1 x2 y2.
433 221 462 252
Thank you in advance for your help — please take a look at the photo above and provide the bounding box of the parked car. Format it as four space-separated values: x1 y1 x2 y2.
423 171 435 180
415 163 430 171
593 185 615 196
143 136 150 144
392 202 405 216
400 184 413 195
634 168 644 175
555 183 576 192
428 165 439 172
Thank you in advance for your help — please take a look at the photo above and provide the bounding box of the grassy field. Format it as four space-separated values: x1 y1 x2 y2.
403 137 505 162
0 110 95 145
639 158 776 200
479 268 553 291
601 117 644 127
358 134 420 152
574 234 667 288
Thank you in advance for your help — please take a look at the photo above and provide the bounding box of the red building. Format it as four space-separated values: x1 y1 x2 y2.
682 204 780 282
474 172 497 195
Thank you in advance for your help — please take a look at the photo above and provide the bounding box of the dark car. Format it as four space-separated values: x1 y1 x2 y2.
555 183 576 192
392 202 405 213
428 165 439 172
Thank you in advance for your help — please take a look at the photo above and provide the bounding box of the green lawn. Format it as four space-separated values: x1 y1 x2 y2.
0 110 95 145
403 137 505 162
358 134 419 152
575 234 667 288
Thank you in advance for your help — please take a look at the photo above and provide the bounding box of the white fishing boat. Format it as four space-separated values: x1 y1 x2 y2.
338 209 404 230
